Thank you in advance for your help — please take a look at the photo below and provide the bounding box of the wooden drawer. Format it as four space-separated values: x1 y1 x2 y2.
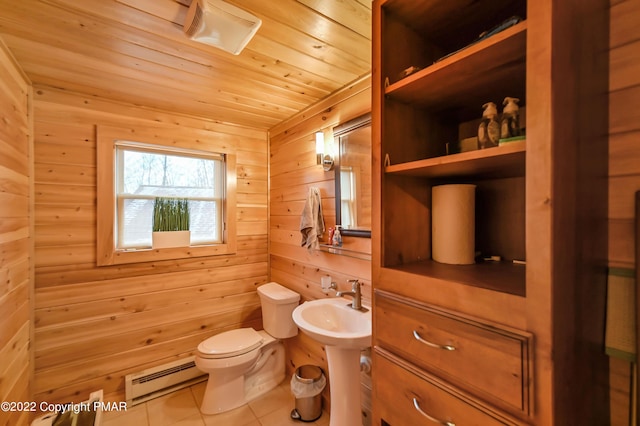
375 290 532 415
374 348 521 425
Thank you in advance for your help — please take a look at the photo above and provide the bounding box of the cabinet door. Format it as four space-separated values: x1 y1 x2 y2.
375 291 531 415
374 349 521 425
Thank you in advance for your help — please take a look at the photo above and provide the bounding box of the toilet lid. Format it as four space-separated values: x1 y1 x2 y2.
197 328 263 358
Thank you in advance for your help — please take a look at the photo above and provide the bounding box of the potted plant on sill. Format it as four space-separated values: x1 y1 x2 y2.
151 197 191 249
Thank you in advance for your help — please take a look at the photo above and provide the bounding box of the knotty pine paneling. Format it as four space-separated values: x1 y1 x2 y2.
268 77 371 413
0 38 33 426
608 1 640 423
31 87 269 405
0 0 372 129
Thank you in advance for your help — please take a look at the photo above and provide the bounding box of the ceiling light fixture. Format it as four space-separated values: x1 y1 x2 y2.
184 0 262 55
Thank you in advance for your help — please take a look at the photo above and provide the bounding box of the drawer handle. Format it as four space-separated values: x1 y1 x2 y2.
413 330 456 351
412 397 455 426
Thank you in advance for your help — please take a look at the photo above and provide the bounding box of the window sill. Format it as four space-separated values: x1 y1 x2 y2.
98 243 235 266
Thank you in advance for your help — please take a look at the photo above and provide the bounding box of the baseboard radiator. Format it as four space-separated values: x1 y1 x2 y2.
125 356 207 406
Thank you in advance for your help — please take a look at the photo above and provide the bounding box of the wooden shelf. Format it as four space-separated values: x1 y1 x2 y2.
386 21 527 112
380 1 526 45
386 259 526 297
385 140 525 178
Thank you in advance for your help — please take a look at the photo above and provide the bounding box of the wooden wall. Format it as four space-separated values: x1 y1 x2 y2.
0 0 636 421
268 75 372 417
608 0 640 424
31 87 269 405
0 39 33 426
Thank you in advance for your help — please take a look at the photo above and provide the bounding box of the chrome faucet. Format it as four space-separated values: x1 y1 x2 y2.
336 279 363 310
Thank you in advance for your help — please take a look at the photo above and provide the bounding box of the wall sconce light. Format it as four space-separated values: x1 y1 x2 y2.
315 130 334 171
315 131 324 165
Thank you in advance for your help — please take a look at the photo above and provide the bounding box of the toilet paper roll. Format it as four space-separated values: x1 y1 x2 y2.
432 184 476 265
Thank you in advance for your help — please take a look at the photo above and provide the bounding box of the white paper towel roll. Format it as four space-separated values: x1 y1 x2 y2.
432 184 476 265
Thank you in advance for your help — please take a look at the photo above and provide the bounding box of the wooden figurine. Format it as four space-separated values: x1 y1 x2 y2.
478 102 500 149
501 97 521 139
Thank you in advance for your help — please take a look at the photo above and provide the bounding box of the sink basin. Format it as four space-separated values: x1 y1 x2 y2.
292 297 371 348
293 297 372 425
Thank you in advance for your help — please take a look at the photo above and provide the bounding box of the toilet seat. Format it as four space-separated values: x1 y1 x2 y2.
197 328 263 359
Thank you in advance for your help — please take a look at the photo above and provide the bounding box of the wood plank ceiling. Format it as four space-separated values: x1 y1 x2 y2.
0 0 372 129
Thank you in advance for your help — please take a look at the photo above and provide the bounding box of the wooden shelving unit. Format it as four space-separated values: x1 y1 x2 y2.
372 0 611 424
375 1 528 290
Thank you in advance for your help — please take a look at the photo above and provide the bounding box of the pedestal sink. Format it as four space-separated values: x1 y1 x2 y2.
292 297 372 426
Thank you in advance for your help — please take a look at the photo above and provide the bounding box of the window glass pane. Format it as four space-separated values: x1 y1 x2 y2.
119 198 153 248
118 199 222 248
120 150 221 198
115 144 224 249
190 200 222 244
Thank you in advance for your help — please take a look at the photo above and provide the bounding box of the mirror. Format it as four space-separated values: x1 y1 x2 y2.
333 113 372 238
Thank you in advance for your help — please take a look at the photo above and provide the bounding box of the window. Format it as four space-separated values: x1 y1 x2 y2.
116 141 225 249
97 126 237 266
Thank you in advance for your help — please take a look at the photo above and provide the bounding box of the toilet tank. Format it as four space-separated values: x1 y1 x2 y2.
257 282 300 338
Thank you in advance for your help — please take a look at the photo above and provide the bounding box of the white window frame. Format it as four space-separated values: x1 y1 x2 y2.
115 141 225 249
97 126 237 266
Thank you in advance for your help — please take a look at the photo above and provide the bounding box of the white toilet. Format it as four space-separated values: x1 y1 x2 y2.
195 282 300 414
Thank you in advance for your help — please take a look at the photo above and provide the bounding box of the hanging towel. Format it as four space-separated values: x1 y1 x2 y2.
300 187 325 250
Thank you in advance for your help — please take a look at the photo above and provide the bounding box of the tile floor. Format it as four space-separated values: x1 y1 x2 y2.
102 380 329 426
